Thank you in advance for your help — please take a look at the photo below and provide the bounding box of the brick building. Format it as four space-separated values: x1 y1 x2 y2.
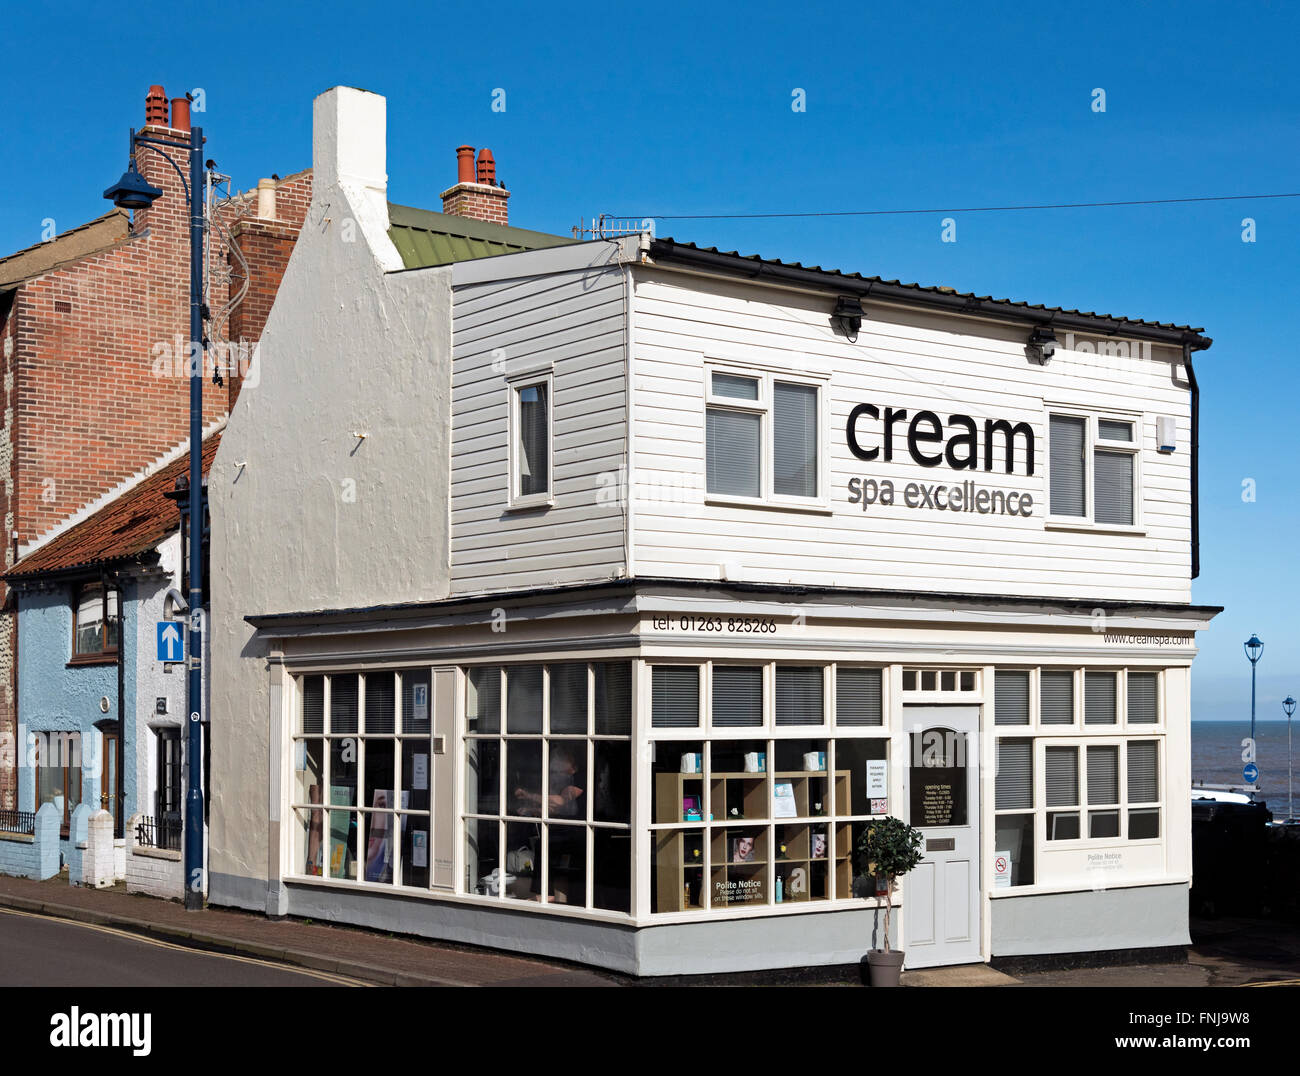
0 85 312 809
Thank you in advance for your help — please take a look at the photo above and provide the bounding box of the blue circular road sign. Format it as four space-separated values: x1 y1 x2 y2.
1243 763 1259 784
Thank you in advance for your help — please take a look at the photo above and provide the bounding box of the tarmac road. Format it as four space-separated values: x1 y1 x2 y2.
0 907 363 987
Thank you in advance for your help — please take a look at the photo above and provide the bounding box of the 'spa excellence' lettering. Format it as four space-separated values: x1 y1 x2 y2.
846 404 1035 475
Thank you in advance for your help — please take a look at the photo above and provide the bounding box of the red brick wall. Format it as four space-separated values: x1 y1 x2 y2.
0 105 311 808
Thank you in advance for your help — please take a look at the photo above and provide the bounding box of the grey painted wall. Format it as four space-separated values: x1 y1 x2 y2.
450 263 628 592
990 882 1190 956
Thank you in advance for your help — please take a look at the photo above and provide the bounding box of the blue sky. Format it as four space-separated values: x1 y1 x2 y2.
3 1 1296 719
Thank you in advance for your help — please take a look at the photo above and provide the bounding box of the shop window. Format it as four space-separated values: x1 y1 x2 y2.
1084 671 1118 725
1128 740 1160 838
1127 672 1158 724
1086 745 1120 838
35 731 82 834
463 662 632 913
711 666 763 727
291 669 432 887
994 671 1030 726
1040 670 1074 725
508 374 551 507
72 583 119 659
1049 412 1139 525
705 367 824 503
651 666 699 728
1045 745 1080 840
995 739 1033 811
994 814 1035 887
650 711 885 914
775 667 823 726
835 667 882 727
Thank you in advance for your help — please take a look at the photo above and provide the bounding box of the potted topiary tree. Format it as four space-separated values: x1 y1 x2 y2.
856 815 923 986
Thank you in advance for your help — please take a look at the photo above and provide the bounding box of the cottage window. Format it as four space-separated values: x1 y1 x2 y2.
72 582 119 659
35 731 81 834
705 367 824 504
1048 411 1140 526
508 374 552 507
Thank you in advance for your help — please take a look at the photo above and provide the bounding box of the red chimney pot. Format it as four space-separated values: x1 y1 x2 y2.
170 96 191 132
476 148 496 186
456 145 475 184
145 85 168 127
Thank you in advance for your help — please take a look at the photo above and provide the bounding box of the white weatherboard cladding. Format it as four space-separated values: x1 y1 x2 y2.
630 269 1193 602
450 266 628 592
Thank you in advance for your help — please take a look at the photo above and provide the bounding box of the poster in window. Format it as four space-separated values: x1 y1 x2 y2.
364 790 393 883
412 683 429 724
412 830 428 869
730 836 757 863
772 781 797 818
413 753 429 792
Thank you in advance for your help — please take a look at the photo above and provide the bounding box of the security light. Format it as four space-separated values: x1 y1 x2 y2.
1027 326 1057 364
832 296 865 339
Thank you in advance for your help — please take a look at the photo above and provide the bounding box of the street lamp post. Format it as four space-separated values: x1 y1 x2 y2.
1285 696 1297 824
1244 634 1264 756
105 122 207 910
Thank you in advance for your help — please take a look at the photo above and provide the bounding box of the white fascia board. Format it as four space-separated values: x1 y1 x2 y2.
629 591 1218 633
448 235 636 287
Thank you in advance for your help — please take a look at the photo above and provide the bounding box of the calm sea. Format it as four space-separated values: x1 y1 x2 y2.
1193 720 1300 806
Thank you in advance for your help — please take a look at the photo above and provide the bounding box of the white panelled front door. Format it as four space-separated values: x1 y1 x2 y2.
902 706 981 968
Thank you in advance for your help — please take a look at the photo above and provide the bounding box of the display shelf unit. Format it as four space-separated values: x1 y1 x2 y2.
653 769 853 911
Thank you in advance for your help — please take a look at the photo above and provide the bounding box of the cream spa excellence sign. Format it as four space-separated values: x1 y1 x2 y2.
844 403 1037 518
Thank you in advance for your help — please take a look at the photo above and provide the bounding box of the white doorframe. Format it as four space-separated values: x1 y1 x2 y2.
900 705 982 968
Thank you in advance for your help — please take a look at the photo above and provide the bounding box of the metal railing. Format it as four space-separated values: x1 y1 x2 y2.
135 814 182 852
0 809 36 836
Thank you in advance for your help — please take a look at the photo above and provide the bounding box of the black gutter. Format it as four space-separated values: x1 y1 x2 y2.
648 240 1215 351
246 576 1224 630
1184 343 1201 580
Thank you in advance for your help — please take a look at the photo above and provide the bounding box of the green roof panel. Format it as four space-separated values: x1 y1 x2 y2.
387 202 574 269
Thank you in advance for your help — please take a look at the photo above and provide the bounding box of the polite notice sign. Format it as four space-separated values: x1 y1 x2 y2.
993 851 1012 888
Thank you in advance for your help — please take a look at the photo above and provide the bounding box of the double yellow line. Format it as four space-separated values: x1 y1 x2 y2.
0 907 369 986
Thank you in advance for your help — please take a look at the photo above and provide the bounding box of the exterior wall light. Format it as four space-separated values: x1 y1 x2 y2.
1027 326 1058 364
832 296 865 340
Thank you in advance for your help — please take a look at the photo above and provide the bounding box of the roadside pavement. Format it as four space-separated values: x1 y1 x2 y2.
0 875 620 987
3 873 1297 987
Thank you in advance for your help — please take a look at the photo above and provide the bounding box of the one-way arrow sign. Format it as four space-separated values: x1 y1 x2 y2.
157 621 184 663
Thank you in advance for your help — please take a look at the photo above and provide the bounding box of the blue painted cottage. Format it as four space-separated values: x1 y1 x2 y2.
3 434 217 874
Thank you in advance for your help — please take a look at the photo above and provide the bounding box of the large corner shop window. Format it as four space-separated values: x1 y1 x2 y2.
291 669 433 888
649 663 889 913
463 662 632 912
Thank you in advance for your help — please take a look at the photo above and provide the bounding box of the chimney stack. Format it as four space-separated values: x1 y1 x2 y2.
441 145 509 226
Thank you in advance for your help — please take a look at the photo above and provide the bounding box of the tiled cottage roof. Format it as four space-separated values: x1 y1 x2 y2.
7 433 221 580
0 210 131 289
387 202 573 269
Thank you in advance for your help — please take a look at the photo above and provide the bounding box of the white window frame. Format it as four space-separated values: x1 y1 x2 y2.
1036 735 1163 847
506 369 554 510
703 361 830 512
1044 406 1144 533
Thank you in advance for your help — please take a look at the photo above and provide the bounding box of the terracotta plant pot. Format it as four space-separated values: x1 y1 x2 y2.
865 948 905 987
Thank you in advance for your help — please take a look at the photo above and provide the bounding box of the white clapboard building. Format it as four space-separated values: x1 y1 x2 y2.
208 86 1219 976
